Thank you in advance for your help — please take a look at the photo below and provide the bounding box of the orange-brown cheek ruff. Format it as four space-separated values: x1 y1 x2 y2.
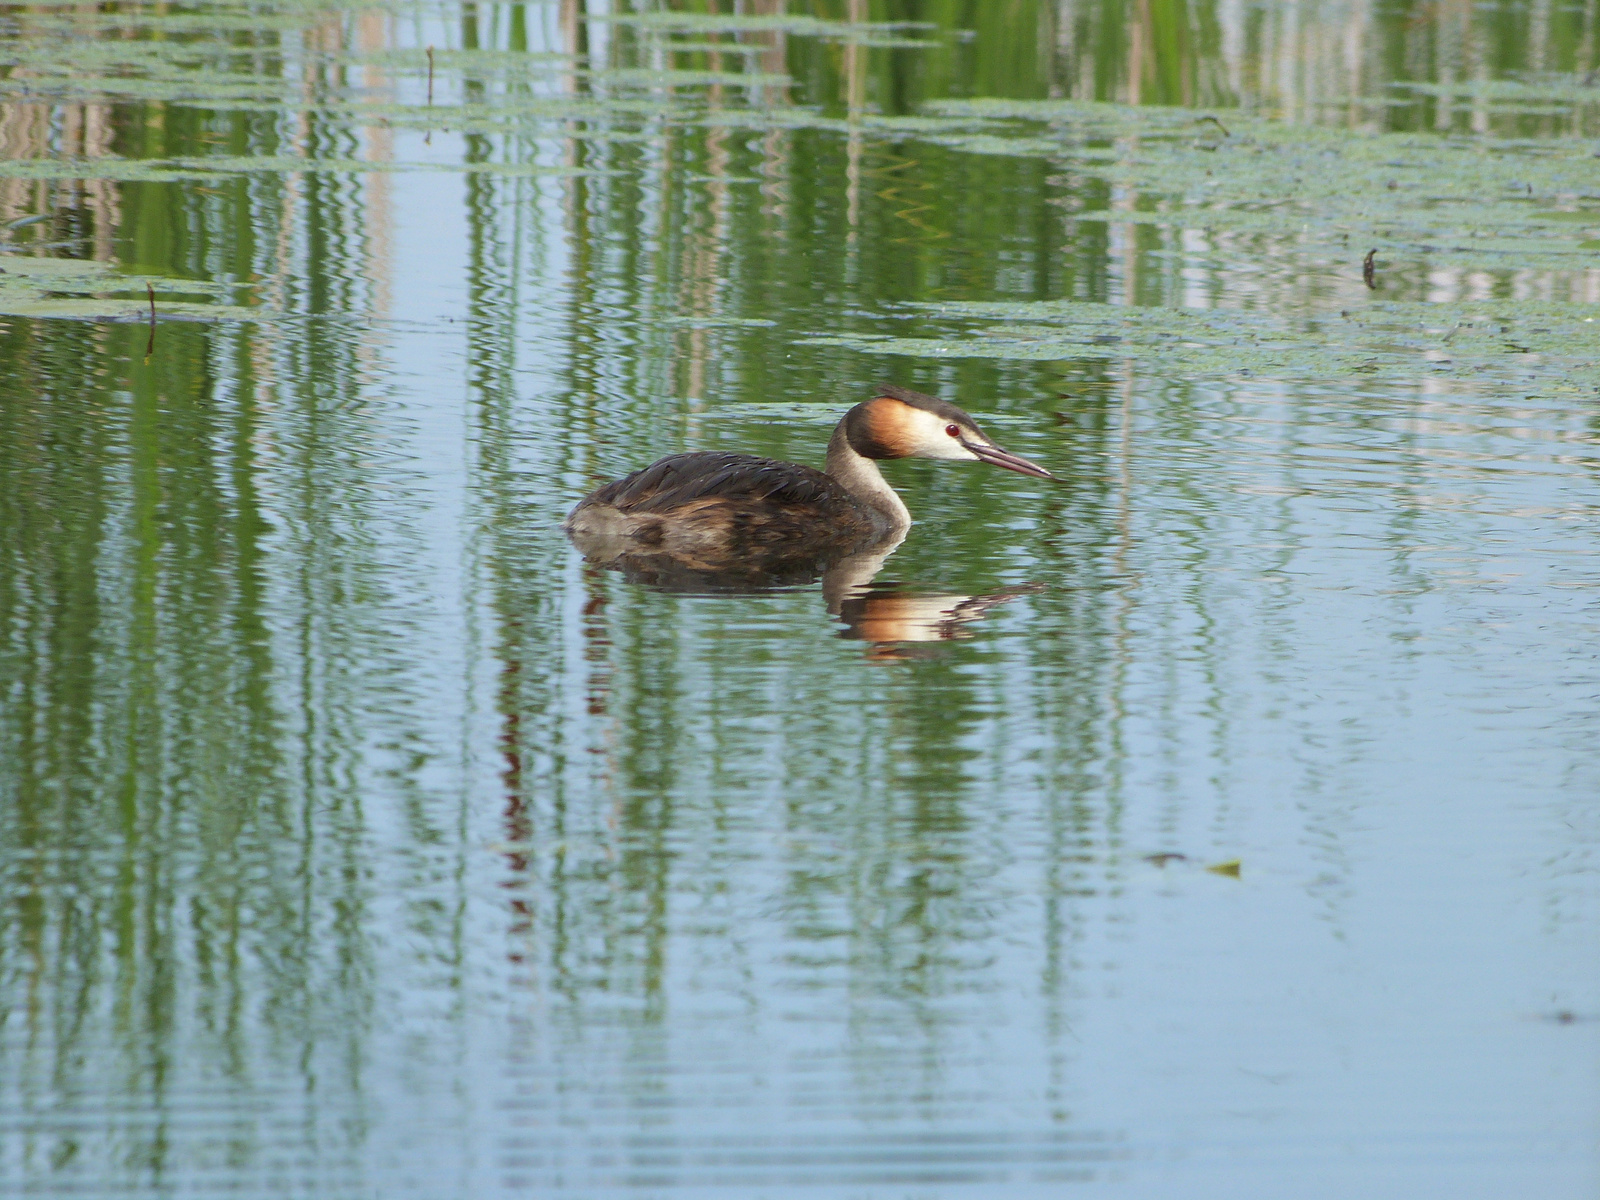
848 396 918 460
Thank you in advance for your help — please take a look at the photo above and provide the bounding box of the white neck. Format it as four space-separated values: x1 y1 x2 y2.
826 421 911 535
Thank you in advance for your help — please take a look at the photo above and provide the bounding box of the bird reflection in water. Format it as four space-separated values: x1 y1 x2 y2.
575 529 1040 658
829 576 1043 660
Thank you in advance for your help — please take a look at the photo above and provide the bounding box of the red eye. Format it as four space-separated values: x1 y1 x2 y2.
945 424 961 438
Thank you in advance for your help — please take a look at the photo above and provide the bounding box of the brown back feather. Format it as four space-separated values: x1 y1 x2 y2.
587 452 851 515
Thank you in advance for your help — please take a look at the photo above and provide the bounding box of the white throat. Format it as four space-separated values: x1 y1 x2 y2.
826 423 911 535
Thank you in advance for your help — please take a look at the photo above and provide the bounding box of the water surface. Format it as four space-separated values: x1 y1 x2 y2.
3 2 1599 1196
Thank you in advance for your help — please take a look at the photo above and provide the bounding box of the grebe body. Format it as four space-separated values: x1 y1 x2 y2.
565 384 1052 570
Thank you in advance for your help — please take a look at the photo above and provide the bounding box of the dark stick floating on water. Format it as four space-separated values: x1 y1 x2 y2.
424 46 435 145
145 283 155 361
565 384 1054 568
1362 248 1378 289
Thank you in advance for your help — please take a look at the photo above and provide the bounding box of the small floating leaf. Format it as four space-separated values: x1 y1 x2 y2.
1143 852 1189 868
1207 859 1243 878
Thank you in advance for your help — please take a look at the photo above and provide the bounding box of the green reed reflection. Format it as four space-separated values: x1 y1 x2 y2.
0 63 435 1185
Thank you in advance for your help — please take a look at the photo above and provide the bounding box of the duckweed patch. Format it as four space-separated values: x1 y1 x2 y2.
809 299 1600 397
4 0 1597 405
0 156 601 183
767 97 1600 396
911 101 1600 267
0 257 259 321
1397 76 1600 109
582 11 927 39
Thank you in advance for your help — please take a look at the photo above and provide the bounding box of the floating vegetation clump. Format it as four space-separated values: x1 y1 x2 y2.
1 0 1596 383
916 100 1600 267
0 257 258 321
1396 75 1600 111
0 156 602 183
773 96 1600 395
809 298 1600 397
581 10 928 38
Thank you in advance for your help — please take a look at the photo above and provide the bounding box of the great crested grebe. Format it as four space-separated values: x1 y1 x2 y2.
564 383 1054 567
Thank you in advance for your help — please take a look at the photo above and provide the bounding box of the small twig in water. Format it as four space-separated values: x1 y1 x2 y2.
3 213 51 235
425 46 435 144
1196 115 1230 137
1362 248 1378 290
145 283 156 362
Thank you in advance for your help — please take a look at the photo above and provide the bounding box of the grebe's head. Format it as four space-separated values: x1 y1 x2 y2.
841 383 1055 480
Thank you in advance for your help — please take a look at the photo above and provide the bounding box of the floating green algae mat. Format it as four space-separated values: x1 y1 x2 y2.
782 97 1600 395
0 257 258 321
2 0 1597 373
0 156 604 182
581 10 924 37
1397 75 1600 108
924 100 1600 250
809 298 1600 395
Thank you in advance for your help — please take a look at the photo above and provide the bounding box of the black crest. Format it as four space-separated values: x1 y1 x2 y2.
873 383 974 426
